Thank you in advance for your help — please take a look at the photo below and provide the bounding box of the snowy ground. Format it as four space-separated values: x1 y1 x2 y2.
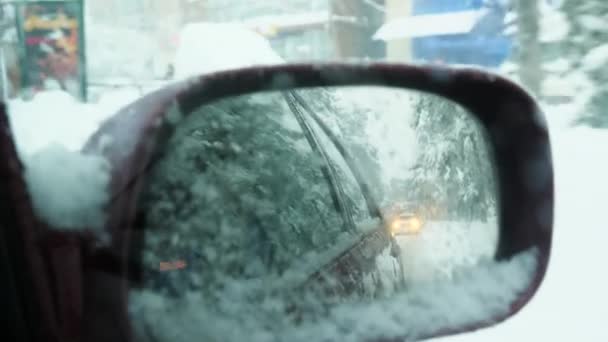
7 88 139 156
438 117 608 341
397 220 498 284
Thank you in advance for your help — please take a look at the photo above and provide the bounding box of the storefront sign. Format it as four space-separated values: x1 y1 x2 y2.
17 1 86 100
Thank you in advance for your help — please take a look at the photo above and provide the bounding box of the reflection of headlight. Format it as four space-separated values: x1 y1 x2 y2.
390 216 423 236
408 217 422 233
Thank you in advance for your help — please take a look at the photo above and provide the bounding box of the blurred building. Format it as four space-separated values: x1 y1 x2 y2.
196 0 386 61
384 0 412 61
377 0 513 67
83 0 392 82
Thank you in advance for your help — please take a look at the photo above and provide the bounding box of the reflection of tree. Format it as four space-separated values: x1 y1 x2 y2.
406 95 496 221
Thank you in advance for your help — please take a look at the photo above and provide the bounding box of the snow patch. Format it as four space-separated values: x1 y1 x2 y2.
578 14 608 32
174 22 284 79
129 249 537 342
582 44 608 71
543 58 571 74
23 144 110 230
7 90 119 156
374 10 488 41
539 6 569 43
5 90 127 232
398 220 499 283
94 88 142 116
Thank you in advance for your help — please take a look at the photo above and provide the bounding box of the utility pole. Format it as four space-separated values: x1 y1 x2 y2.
384 0 411 61
330 0 386 60
330 0 366 60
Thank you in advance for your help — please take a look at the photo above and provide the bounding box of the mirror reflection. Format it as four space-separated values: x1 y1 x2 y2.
129 86 501 341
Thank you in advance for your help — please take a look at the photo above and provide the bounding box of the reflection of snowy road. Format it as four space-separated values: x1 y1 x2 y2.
396 220 498 283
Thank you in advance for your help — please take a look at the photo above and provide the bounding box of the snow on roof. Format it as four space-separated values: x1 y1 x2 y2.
174 22 284 79
238 11 330 34
373 10 488 41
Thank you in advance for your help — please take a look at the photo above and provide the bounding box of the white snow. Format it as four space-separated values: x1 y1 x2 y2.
505 3 570 42
581 44 608 72
8 91 101 155
94 88 142 117
541 71 593 99
22 144 110 230
129 248 536 342
578 14 608 32
539 4 570 43
398 220 499 283
236 11 330 35
174 22 284 79
85 25 157 83
542 58 571 73
438 108 608 342
5 90 125 231
374 10 488 41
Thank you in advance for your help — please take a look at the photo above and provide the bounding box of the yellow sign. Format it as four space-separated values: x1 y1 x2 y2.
24 13 78 31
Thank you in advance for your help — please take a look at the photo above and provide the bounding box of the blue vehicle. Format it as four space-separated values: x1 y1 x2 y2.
411 0 513 67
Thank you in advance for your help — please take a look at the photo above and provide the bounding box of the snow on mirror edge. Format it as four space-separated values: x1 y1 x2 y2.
7 90 129 232
22 143 110 231
130 249 537 342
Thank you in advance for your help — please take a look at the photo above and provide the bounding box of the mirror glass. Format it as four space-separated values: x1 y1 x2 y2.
128 86 536 342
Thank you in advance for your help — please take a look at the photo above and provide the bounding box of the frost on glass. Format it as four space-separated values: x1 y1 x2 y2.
129 86 535 342
407 93 498 224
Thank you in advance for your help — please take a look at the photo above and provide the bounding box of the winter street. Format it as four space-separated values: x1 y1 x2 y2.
6 85 607 341
439 122 608 341
2 0 607 340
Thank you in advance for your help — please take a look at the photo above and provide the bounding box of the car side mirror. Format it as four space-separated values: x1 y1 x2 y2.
1 63 553 342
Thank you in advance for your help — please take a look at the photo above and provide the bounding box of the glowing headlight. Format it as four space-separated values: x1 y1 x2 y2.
390 216 423 236
407 217 422 234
